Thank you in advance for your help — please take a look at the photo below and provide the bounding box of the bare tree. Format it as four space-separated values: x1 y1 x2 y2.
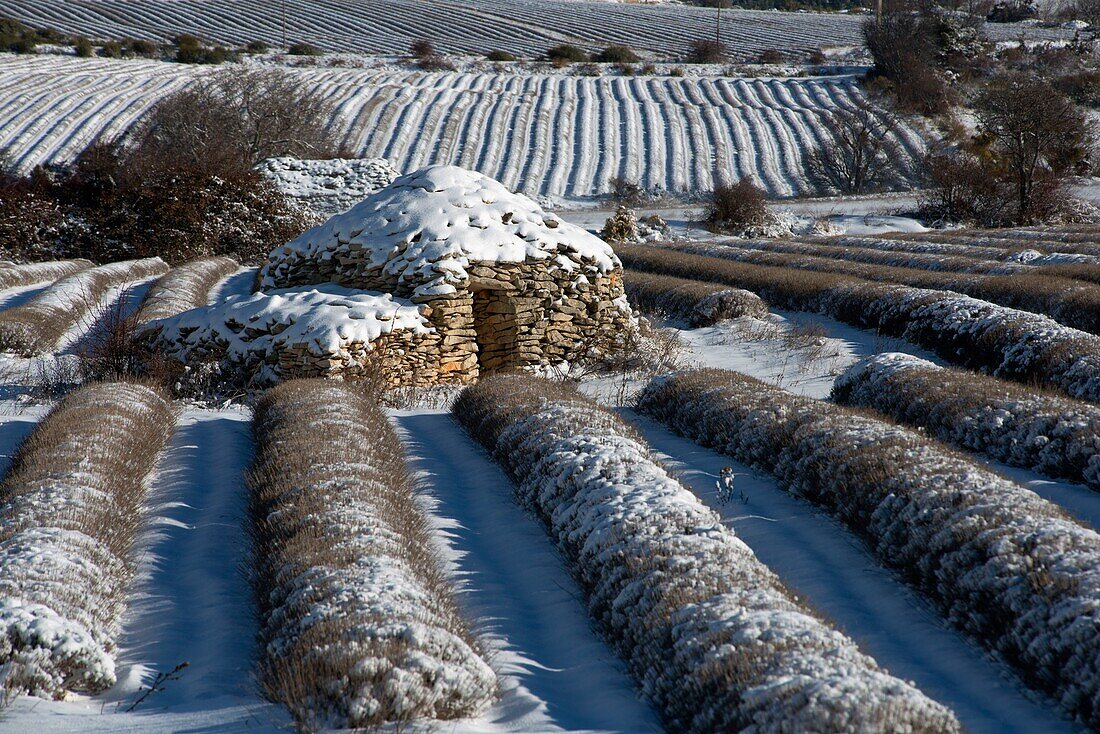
131 68 335 176
808 102 908 194
974 72 1090 222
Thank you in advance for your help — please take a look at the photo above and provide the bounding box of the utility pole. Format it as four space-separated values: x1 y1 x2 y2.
716 0 722 49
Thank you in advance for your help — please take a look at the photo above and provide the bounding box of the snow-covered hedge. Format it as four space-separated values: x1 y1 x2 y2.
617 244 1100 401
833 353 1100 490
677 240 1100 336
624 269 767 326
136 256 239 323
733 237 1025 275
454 374 960 733
0 382 175 699
0 259 93 293
249 380 495 728
638 368 1100 727
0 258 168 355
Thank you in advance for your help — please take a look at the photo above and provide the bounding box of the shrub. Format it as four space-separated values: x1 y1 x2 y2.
862 6 953 114
807 101 909 195
126 38 158 57
703 177 774 234
130 67 336 175
637 368 1100 727
596 44 639 63
608 176 648 207
97 40 121 58
974 73 1092 224
417 54 457 72
136 256 239 323
250 380 496 728
287 41 323 56
0 259 91 291
545 44 588 63
74 36 93 57
409 38 436 58
0 382 174 699
572 62 601 77
675 238 1100 337
0 258 168 356
599 206 640 244
639 62 657 75
455 374 960 733
833 352 1100 489
485 49 515 61
624 269 768 325
688 39 727 64
757 48 784 64
244 39 269 54
616 243 1100 401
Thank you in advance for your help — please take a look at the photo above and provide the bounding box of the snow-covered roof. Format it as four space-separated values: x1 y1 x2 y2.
261 165 620 298
150 284 430 364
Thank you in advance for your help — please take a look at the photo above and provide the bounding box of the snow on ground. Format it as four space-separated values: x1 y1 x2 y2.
393 411 663 733
0 281 50 312
628 413 1081 734
0 407 287 733
671 308 946 399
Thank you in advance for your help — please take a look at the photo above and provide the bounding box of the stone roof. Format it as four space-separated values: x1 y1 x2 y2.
261 165 620 298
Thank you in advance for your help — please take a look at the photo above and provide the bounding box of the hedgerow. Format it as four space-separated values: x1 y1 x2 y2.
0 260 92 293
616 244 1100 402
0 258 167 355
249 380 495 729
136 256 239 323
638 368 1100 727
623 269 767 326
833 352 1100 490
0 381 175 699
454 374 960 733
677 241 1100 335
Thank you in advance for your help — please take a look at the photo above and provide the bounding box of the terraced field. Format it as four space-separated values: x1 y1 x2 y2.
0 55 927 198
0 0 1074 58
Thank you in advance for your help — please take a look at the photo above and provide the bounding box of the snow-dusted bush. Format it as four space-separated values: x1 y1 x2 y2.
454 374 960 734
833 353 1100 490
732 237 1026 275
624 269 768 326
0 258 168 355
599 206 640 244
0 259 93 293
616 244 1100 401
136 256 239 323
677 240 1100 335
249 380 495 729
0 382 175 699
638 368 1100 727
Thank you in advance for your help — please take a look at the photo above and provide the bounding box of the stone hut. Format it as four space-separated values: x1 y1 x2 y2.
258 165 635 385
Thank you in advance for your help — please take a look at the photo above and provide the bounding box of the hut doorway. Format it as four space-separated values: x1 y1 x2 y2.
471 289 518 374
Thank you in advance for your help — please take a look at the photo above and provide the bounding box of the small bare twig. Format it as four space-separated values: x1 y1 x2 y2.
124 661 190 712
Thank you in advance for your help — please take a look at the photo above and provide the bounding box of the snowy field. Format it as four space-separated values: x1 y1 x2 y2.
0 54 927 199
0 0 1076 58
3 230 1100 730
